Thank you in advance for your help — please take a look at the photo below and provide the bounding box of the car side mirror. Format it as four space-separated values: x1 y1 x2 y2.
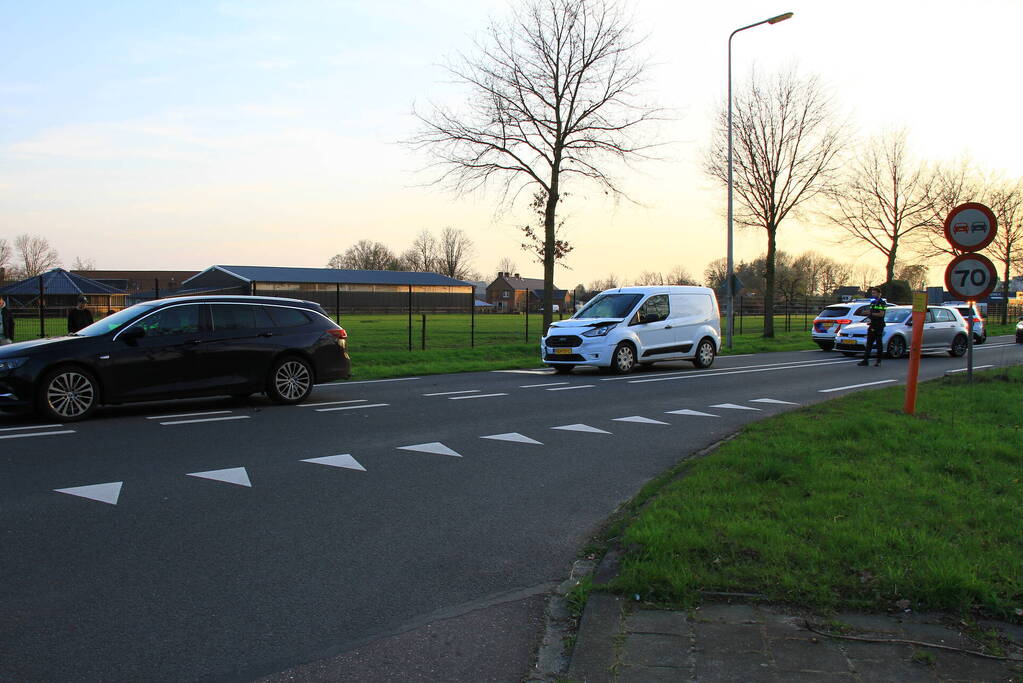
121 326 145 344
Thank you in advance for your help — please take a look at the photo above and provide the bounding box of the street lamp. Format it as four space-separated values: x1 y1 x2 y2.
726 11 793 349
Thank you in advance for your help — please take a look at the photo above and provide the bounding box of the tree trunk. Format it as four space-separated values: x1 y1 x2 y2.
542 183 559 335
1002 263 1010 325
763 225 777 339
884 244 898 286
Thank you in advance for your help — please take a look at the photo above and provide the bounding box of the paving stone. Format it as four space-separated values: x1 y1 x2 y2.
695 651 771 681
899 622 977 650
848 657 937 682
567 594 622 683
769 636 850 673
928 649 1017 681
830 612 904 634
771 671 857 682
839 640 915 662
694 604 763 624
621 633 688 668
627 610 689 637
694 622 764 653
615 664 689 682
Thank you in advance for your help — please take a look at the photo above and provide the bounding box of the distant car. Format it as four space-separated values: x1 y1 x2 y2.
0 295 351 421
1016 316 1023 344
833 305 969 359
810 300 872 351
945 301 986 343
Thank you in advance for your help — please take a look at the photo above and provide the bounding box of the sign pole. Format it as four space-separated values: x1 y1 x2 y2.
903 292 927 415
966 304 974 383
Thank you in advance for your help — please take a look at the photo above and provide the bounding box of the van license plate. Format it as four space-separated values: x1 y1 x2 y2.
554 348 572 355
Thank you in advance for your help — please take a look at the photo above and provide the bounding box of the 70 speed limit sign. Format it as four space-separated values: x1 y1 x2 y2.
944 252 998 300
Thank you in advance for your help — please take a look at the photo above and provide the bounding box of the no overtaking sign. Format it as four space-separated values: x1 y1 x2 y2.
942 202 998 301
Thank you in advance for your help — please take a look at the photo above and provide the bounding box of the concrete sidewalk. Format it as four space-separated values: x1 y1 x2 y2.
567 595 1023 682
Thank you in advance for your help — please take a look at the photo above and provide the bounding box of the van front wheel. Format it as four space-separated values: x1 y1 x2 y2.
610 343 636 374
692 338 716 369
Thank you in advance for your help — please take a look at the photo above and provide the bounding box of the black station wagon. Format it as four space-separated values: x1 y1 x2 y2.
0 295 351 421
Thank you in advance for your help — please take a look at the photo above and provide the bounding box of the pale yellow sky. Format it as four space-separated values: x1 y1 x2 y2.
1 0 1020 288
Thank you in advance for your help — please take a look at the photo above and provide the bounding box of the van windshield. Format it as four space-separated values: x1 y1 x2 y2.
574 293 642 320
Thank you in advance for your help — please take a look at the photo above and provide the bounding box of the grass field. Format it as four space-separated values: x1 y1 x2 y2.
607 366 1023 618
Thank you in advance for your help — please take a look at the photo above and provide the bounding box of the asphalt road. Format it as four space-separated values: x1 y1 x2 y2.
1 338 1020 682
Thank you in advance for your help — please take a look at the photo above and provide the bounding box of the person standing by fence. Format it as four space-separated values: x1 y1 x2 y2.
67 296 94 334
0 296 13 344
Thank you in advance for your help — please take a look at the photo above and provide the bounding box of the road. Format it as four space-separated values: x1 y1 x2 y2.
1 338 1020 682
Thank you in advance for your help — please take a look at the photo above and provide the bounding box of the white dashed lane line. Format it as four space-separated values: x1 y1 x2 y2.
423 390 480 397
160 415 251 426
520 381 569 388
316 403 389 412
546 385 594 392
300 399 368 408
819 379 897 393
0 430 76 440
146 410 233 420
0 424 63 432
448 393 508 400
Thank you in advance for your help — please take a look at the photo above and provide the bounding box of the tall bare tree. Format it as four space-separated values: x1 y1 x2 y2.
437 227 476 280
14 234 60 277
0 238 11 279
496 257 518 276
985 179 1023 323
632 271 664 285
825 129 936 284
411 0 660 331
915 156 981 259
401 229 439 273
665 265 698 286
330 240 399 270
894 262 928 292
703 257 728 291
705 68 845 337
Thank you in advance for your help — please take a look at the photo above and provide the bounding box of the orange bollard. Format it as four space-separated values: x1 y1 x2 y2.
903 293 927 415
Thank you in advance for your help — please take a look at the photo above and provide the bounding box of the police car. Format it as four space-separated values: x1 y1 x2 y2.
810 300 872 351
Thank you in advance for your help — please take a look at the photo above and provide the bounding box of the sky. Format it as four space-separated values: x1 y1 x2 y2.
1 0 1021 288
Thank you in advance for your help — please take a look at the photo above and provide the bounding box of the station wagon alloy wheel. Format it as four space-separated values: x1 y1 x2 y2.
40 368 98 420
268 357 313 404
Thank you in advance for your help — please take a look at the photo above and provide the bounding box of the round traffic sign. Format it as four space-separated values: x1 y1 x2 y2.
943 202 997 252
944 252 998 300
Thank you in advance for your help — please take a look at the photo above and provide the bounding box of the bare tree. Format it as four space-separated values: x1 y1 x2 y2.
0 238 11 279
665 265 698 286
14 234 60 277
705 68 845 337
985 179 1023 323
818 259 851 299
520 190 573 270
411 0 661 331
915 156 982 259
851 263 882 292
825 129 935 284
703 257 728 290
401 229 439 272
588 274 619 292
436 227 476 280
894 262 928 291
71 256 96 271
333 240 399 270
632 270 664 286
496 257 518 276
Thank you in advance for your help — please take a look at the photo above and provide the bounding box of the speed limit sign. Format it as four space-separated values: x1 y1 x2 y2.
944 252 998 300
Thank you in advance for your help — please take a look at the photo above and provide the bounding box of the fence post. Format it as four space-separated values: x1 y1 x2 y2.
524 295 529 342
408 285 413 351
470 292 475 348
38 275 45 338
421 314 427 350
154 278 160 300
738 295 743 335
335 283 341 325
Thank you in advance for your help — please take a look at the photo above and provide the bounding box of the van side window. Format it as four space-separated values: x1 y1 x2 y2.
636 295 669 324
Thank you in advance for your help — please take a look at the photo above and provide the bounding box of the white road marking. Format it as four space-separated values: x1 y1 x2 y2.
613 416 669 425
423 390 480 396
187 467 252 487
0 430 75 440
547 385 594 391
750 398 800 405
397 442 462 457
551 424 611 434
0 424 62 432
624 358 856 384
316 403 389 412
481 433 543 445
710 403 762 411
601 357 848 382
160 415 251 425
301 454 367 471
343 377 421 385
666 409 719 417
299 399 368 407
800 349 823 353
720 353 755 357
819 379 897 393
946 365 994 374
54 481 123 505
146 410 232 420
449 393 508 400
521 381 569 388
493 369 554 374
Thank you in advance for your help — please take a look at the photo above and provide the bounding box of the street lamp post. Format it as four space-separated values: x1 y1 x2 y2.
727 11 793 349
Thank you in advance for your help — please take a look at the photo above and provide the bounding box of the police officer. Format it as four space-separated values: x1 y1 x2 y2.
858 286 888 366
67 296 94 334
0 295 13 345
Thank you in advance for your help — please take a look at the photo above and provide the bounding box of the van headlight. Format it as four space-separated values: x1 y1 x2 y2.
582 323 617 337
0 357 28 373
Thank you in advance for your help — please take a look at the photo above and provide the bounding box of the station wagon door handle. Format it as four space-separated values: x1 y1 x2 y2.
664 325 673 329
259 332 274 338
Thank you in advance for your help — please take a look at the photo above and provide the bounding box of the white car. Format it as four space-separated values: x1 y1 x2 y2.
810 300 872 351
833 305 969 359
541 286 721 374
944 301 986 343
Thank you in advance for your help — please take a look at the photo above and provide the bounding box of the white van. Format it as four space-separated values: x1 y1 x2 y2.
540 286 721 374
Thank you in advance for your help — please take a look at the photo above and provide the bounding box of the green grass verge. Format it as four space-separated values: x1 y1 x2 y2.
610 367 1023 619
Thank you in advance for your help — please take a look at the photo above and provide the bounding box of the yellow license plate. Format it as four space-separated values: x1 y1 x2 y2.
554 348 573 355
839 339 856 345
